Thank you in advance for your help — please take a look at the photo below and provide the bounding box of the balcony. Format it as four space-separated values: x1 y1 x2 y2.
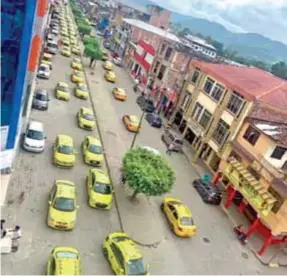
223 158 277 217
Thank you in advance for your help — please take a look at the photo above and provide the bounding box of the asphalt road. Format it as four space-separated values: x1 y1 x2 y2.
2 20 285 276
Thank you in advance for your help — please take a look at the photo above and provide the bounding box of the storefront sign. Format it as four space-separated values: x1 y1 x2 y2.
145 53 154 64
136 45 144 56
0 149 13 170
1 126 9 150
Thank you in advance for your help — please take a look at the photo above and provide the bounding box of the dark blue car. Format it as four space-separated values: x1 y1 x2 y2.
145 113 162 128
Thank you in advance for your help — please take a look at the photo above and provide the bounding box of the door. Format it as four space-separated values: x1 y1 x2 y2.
166 204 176 225
110 243 124 274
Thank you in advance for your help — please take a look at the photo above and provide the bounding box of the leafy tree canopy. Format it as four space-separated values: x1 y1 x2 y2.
84 44 103 60
83 36 99 48
122 147 175 198
78 23 91 35
271 61 287 80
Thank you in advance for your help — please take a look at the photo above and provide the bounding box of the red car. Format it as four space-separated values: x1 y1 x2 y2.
111 52 119 59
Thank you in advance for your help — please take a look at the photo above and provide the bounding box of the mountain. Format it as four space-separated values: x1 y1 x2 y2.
129 0 287 64
171 13 287 63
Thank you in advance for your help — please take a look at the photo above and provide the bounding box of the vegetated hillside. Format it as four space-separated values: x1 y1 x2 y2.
172 13 287 63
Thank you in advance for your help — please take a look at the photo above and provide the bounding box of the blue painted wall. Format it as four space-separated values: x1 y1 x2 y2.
1 0 37 150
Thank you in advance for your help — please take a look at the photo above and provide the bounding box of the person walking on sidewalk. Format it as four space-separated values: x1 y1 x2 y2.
166 143 174 155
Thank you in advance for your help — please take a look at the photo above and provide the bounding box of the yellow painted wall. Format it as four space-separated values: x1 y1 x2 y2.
197 92 217 113
221 110 234 125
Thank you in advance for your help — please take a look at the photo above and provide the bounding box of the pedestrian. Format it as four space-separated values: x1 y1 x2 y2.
166 143 174 155
120 174 126 186
133 78 139 92
11 225 22 240
1 219 5 231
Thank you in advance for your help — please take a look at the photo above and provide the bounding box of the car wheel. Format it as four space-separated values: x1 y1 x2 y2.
102 247 108 258
160 203 164 211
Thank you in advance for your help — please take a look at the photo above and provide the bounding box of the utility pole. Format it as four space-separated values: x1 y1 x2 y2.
130 77 152 149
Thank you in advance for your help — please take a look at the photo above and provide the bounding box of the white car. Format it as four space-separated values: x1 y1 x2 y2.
141 146 161 155
37 64 51 79
22 121 46 153
113 57 123 67
51 28 59 35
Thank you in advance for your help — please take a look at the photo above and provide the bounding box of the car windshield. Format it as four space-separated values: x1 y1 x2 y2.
180 217 194 226
56 252 78 259
54 197 75 212
126 258 146 275
93 182 111 194
27 129 44 140
47 43 57 49
83 113 94 121
39 65 49 71
58 145 73 154
75 71 82 76
89 144 103 154
79 84 88 91
43 56 51 61
35 93 48 101
58 85 68 92
73 59 80 63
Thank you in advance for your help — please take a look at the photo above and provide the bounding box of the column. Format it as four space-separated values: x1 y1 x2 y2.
258 233 274 256
246 216 260 238
224 186 236 208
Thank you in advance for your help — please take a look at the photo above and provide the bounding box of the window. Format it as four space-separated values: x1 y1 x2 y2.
212 119 230 145
270 146 287 160
243 126 260 146
199 110 212 129
203 77 214 94
210 84 224 102
157 65 166 80
159 43 166 55
181 94 191 110
227 91 244 115
153 61 160 74
191 70 200 83
191 102 203 122
164 47 173 61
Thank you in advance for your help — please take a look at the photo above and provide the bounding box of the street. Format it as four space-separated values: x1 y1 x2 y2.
1 24 285 276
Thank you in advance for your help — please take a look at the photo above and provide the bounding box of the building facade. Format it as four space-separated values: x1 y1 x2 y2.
1 0 50 172
219 104 287 255
172 60 287 173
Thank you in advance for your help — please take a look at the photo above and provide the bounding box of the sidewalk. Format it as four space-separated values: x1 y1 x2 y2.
1 174 11 207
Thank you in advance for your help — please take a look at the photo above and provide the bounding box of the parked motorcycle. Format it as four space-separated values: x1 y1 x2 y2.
234 225 248 245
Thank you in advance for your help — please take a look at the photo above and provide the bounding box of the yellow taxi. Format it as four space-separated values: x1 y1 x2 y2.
62 38 70 47
103 61 113 71
82 136 104 166
72 46 81 55
113 88 127 101
61 30 69 38
122 115 140 132
55 82 70 101
69 30 76 37
47 180 78 230
77 107 96 130
74 83 89 99
103 232 149 275
71 70 84 83
104 71 116 83
70 38 77 46
71 58 82 70
47 246 81 275
102 51 109 61
161 197 197 237
61 46 71 57
53 135 76 167
86 169 113 209
41 53 53 69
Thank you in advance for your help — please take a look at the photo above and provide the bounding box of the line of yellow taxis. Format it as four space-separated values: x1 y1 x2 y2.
45 3 196 276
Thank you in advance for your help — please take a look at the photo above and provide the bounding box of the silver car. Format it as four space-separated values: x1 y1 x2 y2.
37 64 51 79
32 89 50 110
161 129 183 152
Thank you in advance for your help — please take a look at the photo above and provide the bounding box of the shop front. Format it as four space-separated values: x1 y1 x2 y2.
221 157 287 256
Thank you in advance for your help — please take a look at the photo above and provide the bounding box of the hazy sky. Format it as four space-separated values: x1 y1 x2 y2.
151 0 287 45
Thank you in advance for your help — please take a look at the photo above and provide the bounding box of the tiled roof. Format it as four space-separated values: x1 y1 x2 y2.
248 103 287 147
191 60 287 105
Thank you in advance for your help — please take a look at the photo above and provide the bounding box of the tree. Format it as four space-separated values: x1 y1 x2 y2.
210 40 224 55
271 61 287 79
78 23 91 36
83 36 99 48
122 147 175 200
